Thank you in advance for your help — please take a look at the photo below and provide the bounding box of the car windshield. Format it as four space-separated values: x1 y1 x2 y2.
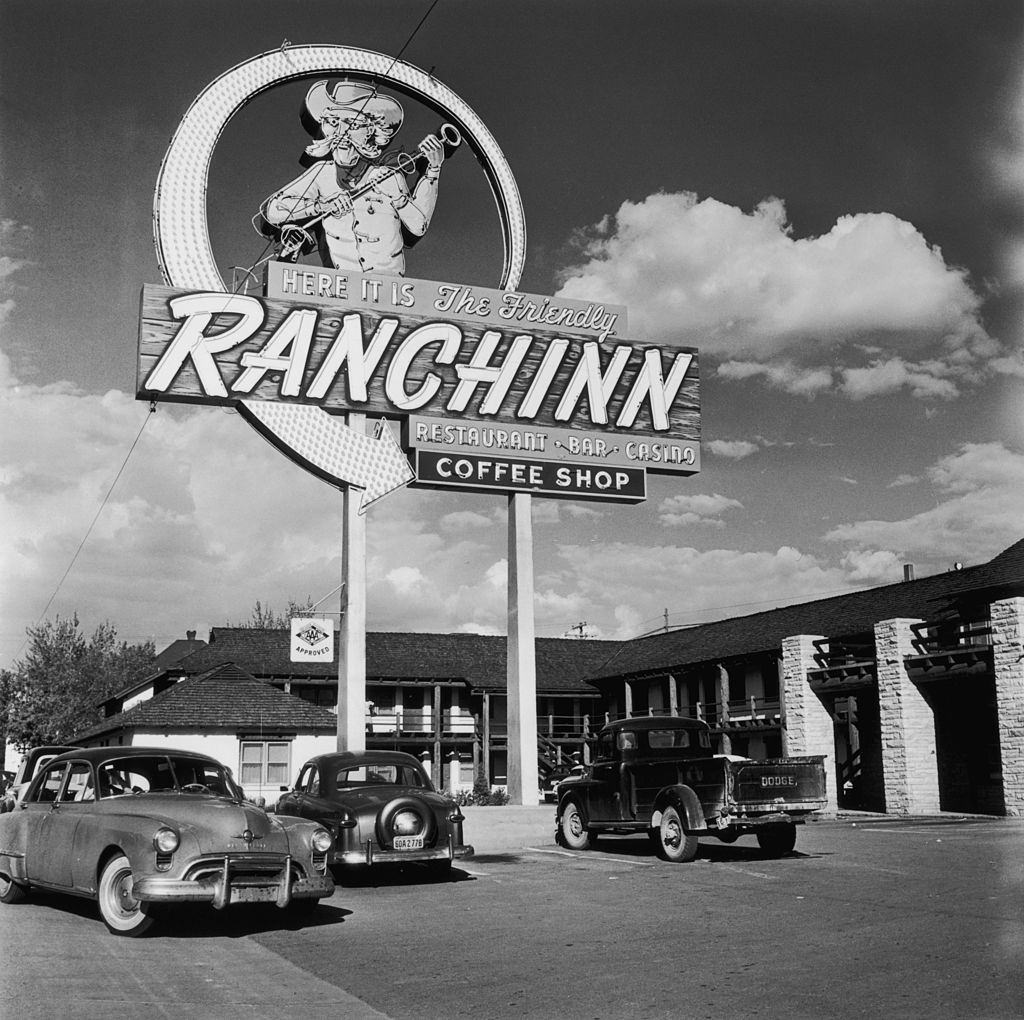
98 755 237 798
335 763 427 789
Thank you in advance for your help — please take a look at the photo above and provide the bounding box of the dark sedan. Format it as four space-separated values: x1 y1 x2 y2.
0 747 334 935
276 750 473 875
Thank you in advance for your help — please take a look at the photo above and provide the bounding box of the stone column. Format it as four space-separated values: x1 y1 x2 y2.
781 634 836 813
716 664 732 755
991 598 1024 816
875 617 939 815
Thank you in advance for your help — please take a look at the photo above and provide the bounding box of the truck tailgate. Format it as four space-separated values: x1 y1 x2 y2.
731 756 827 812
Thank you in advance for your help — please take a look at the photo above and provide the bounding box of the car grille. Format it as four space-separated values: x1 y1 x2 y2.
184 853 296 885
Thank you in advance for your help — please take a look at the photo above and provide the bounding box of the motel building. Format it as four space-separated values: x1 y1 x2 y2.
74 537 1024 816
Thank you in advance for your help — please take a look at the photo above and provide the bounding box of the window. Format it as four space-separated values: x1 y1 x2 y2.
61 762 95 803
297 764 319 795
649 728 691 750
32 764 67 803
334 763 425 788
240 741 291 788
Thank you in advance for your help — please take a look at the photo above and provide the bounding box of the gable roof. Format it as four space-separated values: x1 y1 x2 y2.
77 663 338 741
589 538 1024 681
169 629 617 694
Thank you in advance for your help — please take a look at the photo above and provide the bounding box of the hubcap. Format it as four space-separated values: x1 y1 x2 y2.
664 820 681 848
114 872 137 915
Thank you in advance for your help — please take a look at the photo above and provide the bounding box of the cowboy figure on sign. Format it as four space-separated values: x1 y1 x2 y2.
257 80 447 275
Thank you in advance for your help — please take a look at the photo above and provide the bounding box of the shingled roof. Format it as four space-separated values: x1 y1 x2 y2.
589 538 1024 681
78 663 338 741
168 629 619 694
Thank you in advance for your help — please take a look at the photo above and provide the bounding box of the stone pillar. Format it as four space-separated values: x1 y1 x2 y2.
781 634 836 813
716 664 732 755
991 598 1024 817
875 617 940 815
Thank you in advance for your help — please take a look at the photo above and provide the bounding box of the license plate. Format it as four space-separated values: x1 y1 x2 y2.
393 835 424 850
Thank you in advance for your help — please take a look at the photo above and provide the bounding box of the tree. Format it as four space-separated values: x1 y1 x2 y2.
237 597 319 629
4 615 155 751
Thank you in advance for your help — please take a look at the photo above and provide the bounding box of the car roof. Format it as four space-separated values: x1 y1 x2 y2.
47 746 222 766
307 750 425 769
599 715 710 735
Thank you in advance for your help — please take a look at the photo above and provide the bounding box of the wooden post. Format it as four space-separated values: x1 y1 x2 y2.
432 684 442 787
338 413 367 753
482 692 491 788
507 492 539 805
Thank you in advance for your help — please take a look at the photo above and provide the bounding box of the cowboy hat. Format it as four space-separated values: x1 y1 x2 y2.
304 80 404 131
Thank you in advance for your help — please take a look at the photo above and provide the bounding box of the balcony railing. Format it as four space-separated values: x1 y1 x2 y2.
604 700 781 729
907 617 993 677
358 710 595 741
910 618 992 655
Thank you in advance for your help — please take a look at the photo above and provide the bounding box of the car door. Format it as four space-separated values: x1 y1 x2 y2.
276 763 317 818
34 760 96 888
22 762 72 886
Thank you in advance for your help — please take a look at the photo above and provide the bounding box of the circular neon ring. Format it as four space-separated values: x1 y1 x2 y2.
154 44 526 293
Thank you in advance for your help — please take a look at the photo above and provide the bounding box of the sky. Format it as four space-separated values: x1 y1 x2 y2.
2 0 1023 669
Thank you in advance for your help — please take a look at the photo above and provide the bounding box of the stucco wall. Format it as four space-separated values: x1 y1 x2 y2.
130 731 335 806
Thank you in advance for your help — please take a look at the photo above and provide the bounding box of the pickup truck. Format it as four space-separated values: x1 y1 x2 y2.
555 716 826 860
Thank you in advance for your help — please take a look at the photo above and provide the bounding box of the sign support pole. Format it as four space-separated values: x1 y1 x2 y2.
507 492 539 805
338 412 367 752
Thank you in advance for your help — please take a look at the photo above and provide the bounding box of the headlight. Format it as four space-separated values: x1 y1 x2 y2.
153 826 179 853
311 828 333 853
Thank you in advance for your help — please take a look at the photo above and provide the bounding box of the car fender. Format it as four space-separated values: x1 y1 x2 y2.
555 782 594 824
651 785 707 834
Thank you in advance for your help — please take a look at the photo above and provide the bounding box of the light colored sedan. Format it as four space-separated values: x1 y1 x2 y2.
0 746 334 936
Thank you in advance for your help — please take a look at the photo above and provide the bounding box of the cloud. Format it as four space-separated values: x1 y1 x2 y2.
439 510 493 533
989 48 1024 298
707 439 759 460
659 492 743 528
824 441 1024 576
0 220 34 340
553 542 854 638
556 192 1002 398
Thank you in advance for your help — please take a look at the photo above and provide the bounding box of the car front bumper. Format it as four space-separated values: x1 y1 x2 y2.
133 854 334 909
334 833 474 867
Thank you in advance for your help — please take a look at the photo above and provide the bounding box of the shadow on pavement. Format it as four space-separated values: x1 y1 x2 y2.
148 900 352 938
578 832 829 864
330 862 476 888
10 888 351 939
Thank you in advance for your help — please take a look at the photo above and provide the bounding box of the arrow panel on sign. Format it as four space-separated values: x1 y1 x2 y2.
238 402 415 513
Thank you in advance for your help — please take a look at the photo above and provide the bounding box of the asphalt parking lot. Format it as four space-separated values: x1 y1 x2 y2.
1 813 1022 1020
